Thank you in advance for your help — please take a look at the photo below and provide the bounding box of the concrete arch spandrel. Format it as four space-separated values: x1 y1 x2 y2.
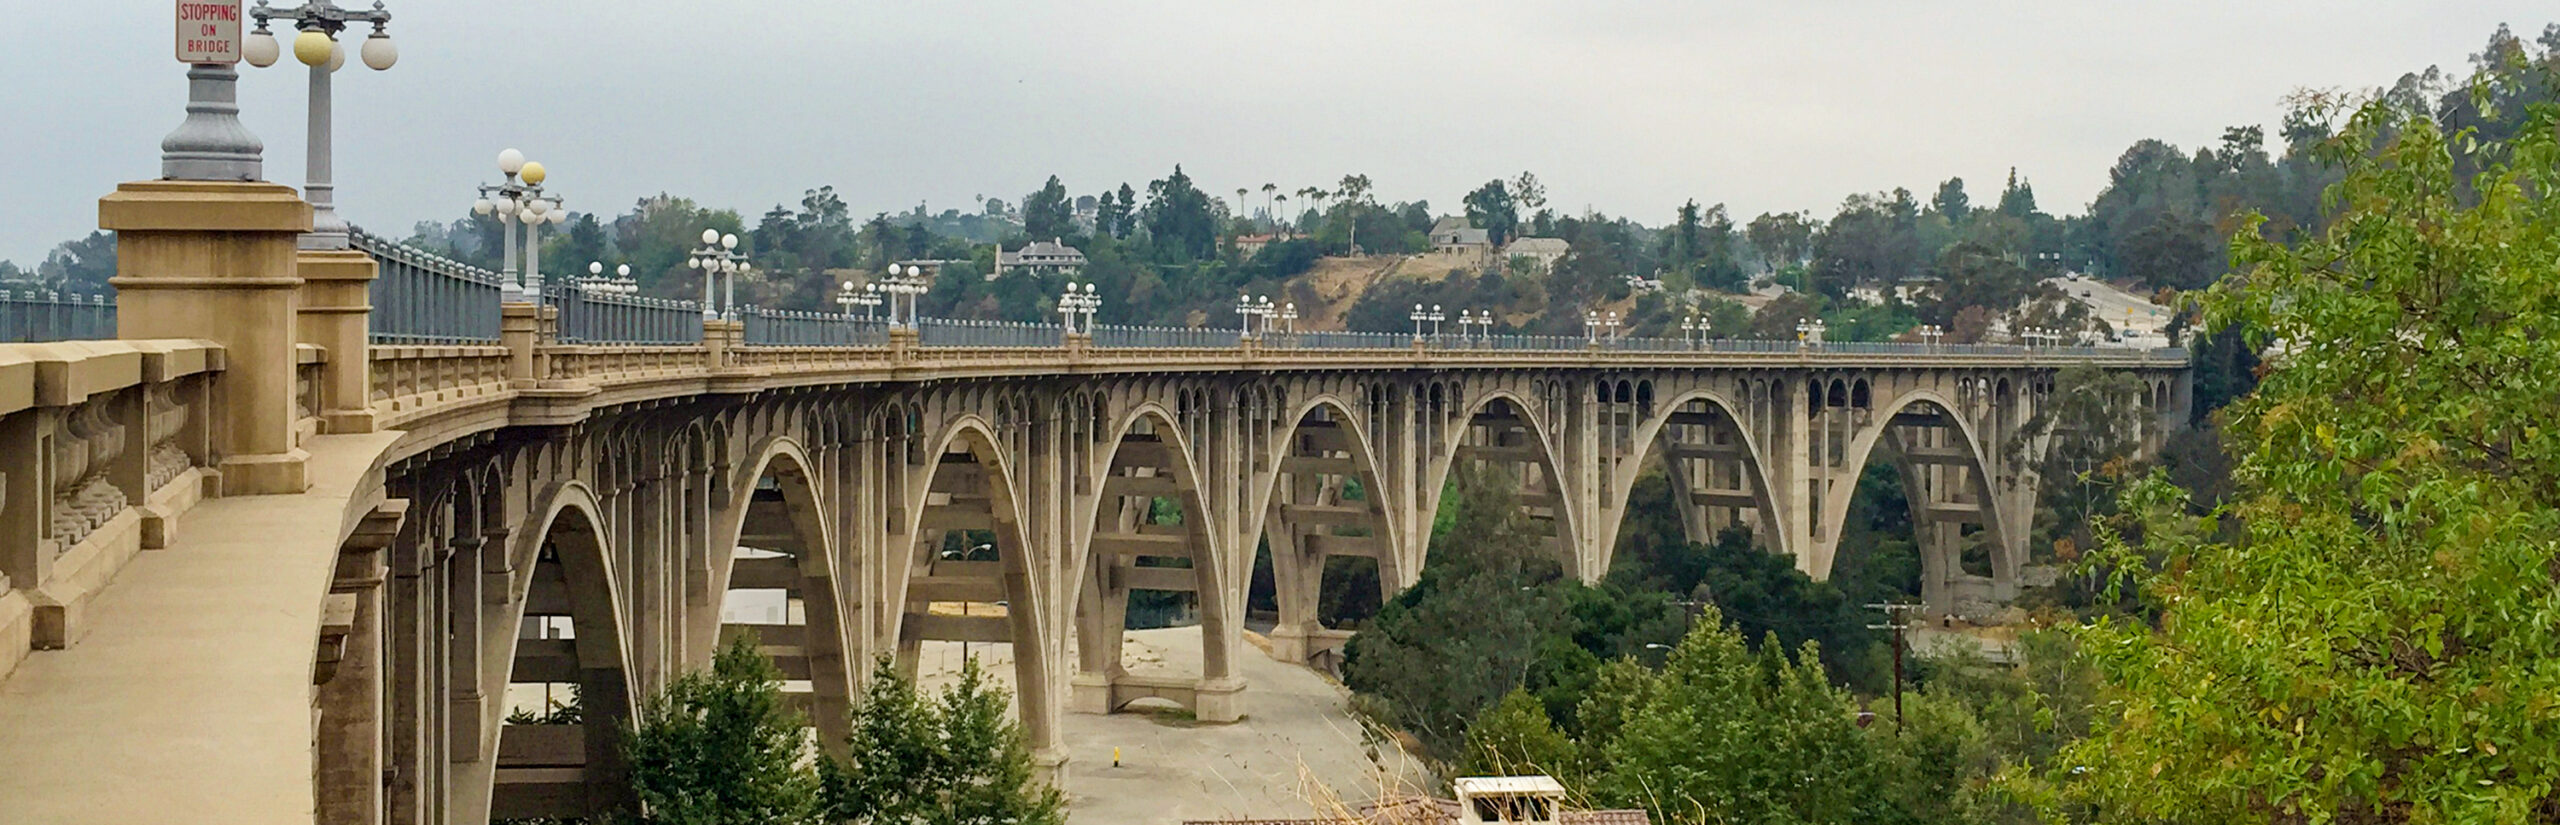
1599 386 1789 576
700 435 858 749
461 480 639 824
1065 404 1247 718
1241 394 1406 584
1427 387 1585 581
883 416 1066 772
1811 387 2008 582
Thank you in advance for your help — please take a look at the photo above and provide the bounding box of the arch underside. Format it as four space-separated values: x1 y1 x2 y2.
484 489 638 824
886 420 1061 761
1443 393 1580 576
1256 400 1397 669
714 445 856 752
1070 409 1243 721
1814 393 2018 618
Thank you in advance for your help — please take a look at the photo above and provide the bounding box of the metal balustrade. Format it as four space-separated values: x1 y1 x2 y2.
548 282 703 345
741 306 887 346
352 227 503 344
919 318 1068 348
0 288 115 343
1090 323 1237 349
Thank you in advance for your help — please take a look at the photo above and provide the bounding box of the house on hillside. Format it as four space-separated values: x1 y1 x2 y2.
1235 232 1301 257
1429 217 1493 260
991 238 1086 280
1501 237 1569 275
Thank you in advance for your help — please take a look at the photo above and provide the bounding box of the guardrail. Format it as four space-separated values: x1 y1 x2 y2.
0 340 224 683
548 282 703 345
741 306 886 346
0 288 115 343
352 227 503 345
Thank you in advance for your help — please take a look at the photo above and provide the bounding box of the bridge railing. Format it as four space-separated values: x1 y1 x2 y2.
352 227 502 345
0 340 224 681
1091 323 1235 349
921 318 1068 348
741 306 887 346
0 288 116 343
548 281 703 345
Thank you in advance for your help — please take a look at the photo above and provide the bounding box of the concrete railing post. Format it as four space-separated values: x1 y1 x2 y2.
101 180 313 495
297 248 379 434
501 304 540 387
888 327 919 363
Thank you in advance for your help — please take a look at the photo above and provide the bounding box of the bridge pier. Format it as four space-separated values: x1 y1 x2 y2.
100 179 314 494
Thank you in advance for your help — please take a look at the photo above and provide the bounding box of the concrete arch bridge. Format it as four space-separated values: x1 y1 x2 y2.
0 183 2186 824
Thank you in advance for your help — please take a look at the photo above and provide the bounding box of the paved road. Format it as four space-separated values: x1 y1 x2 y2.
2049 276 2169 338
915 627 1434 824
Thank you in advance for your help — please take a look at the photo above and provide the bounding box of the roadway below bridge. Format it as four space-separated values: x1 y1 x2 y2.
911 628 1432 825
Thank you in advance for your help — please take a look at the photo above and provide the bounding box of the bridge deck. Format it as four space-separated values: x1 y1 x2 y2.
0 432 397 825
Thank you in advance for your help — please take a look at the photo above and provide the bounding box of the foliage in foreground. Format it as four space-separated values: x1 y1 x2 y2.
2021 84 2560 821
625 633 822 825
621 634 1060 825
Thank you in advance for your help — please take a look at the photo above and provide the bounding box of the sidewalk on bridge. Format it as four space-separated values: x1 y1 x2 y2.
0 431 398 825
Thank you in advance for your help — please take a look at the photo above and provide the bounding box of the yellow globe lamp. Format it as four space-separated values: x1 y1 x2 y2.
293 30 335 67
520 162 547 185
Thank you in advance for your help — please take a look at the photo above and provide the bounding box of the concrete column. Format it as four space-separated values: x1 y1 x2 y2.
316 538 389 825
501 304 540 387
445 537 486 766
297 248 379 434
101 180 313 494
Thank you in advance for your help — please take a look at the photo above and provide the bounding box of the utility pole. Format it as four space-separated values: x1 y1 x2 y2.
1866 602 1922 733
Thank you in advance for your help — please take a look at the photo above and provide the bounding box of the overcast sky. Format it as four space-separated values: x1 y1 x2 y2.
2 3 2547 263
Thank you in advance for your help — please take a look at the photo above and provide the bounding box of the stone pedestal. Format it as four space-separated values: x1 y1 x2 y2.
502 303 541 386
1192 677 1246 723
1068 671 1115 715
101 180 312 495
1265 622 1313 663
704 319 743 368
888 327 919 362
297 248 378 434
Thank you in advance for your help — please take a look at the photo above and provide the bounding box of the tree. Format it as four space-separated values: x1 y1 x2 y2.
1512 171 1547 215
1463 179 1519 246
1746 211 1817 274
1996 168 2038 218
1144 166 1223 262
36 231 118 292
1587 614 1893 825
1343 465 1567 758
824 657 1065 825
625 633 822 825
2026 92 2560 821
1022 176 1072 240
1460 689 1582 781
1932 177 1971 223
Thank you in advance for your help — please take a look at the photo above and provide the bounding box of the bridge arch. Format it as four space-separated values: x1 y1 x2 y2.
475 481 638 823
884 415 1063 769
1068 402 1243 720
703 436 858 749
1814 386 2017 617
1247 394 1403 668
1431 386 1585 579
1598 386 1788 577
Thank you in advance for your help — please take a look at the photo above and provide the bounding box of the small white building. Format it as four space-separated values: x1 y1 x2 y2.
1501 237 1568 274
993 238 1086 280
1456 776 1567 824
1430 217 1493 257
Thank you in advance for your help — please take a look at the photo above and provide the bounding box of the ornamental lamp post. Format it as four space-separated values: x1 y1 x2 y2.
473 149 562 301
581 262 636 295
1238 294 1265 340
686 230 743 321
875 265 927 329
839 280 881 320
243 0 396 250
1681 310 1705 350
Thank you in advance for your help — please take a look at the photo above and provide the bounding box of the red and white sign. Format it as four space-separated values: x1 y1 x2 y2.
175 1 243 64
